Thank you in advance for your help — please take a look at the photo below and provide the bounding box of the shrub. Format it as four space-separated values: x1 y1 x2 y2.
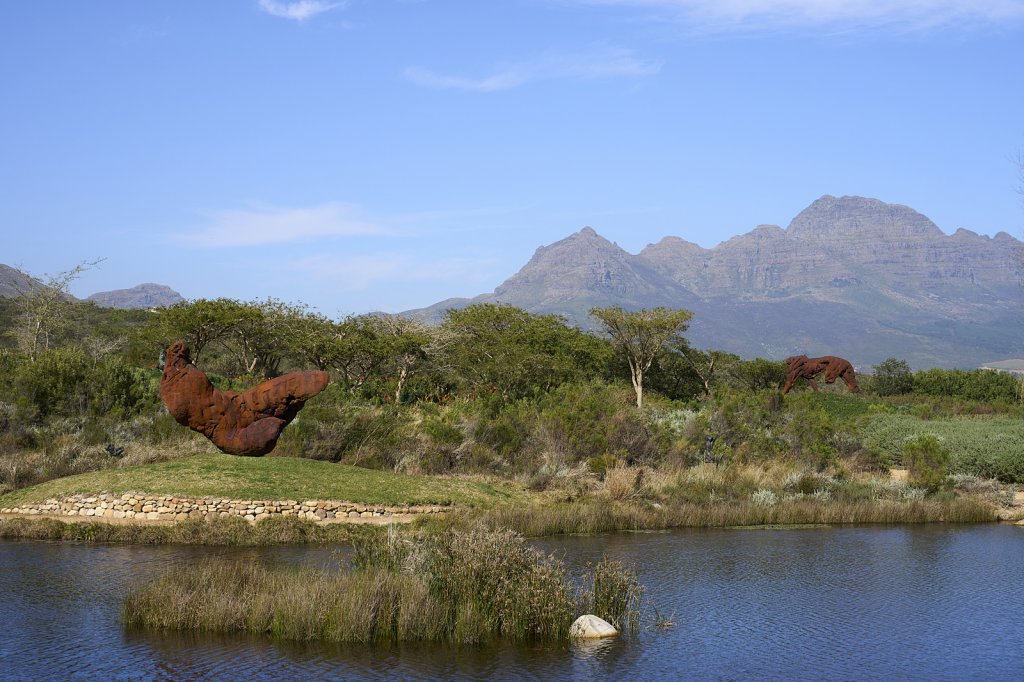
871 358 914 396
903 435 951 492
750 488 778 506
913 368 1018 402
537 380 665 466
13 348 91 418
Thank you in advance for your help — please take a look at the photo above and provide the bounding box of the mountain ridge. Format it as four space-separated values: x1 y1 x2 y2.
406 195 1024 369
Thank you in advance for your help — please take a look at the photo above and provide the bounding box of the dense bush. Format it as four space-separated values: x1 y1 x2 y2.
534 381 668 466
902 435 951 492
3 349 159 422
699 388 852 469
912 368 1019 402
274 384 412 466
870 358 914 396
860 414 1024 482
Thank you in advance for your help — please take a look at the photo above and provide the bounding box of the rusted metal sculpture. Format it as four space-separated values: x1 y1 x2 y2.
782 354 860 394
160 340 330 456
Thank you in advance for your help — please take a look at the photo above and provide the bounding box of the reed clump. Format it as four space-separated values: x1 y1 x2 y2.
123 527 643 644
446 496 995 537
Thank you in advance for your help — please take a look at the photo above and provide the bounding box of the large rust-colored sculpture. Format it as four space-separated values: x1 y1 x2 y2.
160 341 330 456
783 354 860 394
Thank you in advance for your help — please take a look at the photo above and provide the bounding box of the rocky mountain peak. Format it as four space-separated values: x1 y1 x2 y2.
87 283 185 309
786 194 944 241
642 235 706 253
514 227 626 270
751 224 784 238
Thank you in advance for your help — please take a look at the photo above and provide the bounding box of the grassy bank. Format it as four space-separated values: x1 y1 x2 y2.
0 457 1003 545
123 528 642 644
0 514 364 545
439 497 996 537
0 453 524 509
0 494 995 546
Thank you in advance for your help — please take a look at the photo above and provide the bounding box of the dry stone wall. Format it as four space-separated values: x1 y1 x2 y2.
1 493 450 522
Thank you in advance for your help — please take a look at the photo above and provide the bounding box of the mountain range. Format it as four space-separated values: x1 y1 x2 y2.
407 195 1024 369
0 268 184 310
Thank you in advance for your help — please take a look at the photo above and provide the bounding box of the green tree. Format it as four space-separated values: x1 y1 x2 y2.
283 310 345 372
146 298 303 377
442 304 612 400
590 306 693 408
871 357 914 396
147 298 239 364
330 315 395 392
221 298 302 377
373 315 446 403
732 357 787 392
681 348 740 396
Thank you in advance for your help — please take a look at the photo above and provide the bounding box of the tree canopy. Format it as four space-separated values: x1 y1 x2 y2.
590 306 693 408
441 304 613 401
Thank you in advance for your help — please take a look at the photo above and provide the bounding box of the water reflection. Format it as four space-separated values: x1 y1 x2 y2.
2 526 1024 680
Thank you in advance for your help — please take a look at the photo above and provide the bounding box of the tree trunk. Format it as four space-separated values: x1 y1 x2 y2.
631 368 643 409
395 366 408 403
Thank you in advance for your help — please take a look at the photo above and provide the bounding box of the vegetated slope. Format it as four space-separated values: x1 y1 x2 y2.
406 196 1024 369
87 283 185 309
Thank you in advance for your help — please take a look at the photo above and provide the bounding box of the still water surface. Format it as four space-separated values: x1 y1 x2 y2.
1 525 1023 680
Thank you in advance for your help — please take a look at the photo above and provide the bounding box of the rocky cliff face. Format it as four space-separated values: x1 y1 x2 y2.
407 195 1024 368
87 283 185 309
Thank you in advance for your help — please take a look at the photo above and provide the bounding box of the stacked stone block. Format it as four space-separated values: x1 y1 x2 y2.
1 493 449 522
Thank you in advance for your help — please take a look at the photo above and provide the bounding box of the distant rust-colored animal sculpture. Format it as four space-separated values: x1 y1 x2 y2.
783 354 860 395
159 340 330 456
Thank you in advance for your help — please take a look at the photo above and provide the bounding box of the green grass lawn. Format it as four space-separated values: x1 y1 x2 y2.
0 454 527 509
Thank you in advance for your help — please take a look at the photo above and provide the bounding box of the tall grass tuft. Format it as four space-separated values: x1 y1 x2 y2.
581 558 643 631
123 527 642 644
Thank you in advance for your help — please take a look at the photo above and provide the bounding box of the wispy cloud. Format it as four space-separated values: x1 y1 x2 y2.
405 46 661 92
565 0 1024 32
175 202 387 248
257 0 345 22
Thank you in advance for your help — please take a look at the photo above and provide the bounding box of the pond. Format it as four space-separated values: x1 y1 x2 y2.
2 524 1023 680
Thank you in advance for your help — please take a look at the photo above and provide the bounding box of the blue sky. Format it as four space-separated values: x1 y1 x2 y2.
3 0 1023 316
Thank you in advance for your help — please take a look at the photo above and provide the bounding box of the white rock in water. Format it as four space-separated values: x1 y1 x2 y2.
569 614 618 638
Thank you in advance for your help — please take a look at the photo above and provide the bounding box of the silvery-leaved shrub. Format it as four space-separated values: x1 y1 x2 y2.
750 488 778 506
